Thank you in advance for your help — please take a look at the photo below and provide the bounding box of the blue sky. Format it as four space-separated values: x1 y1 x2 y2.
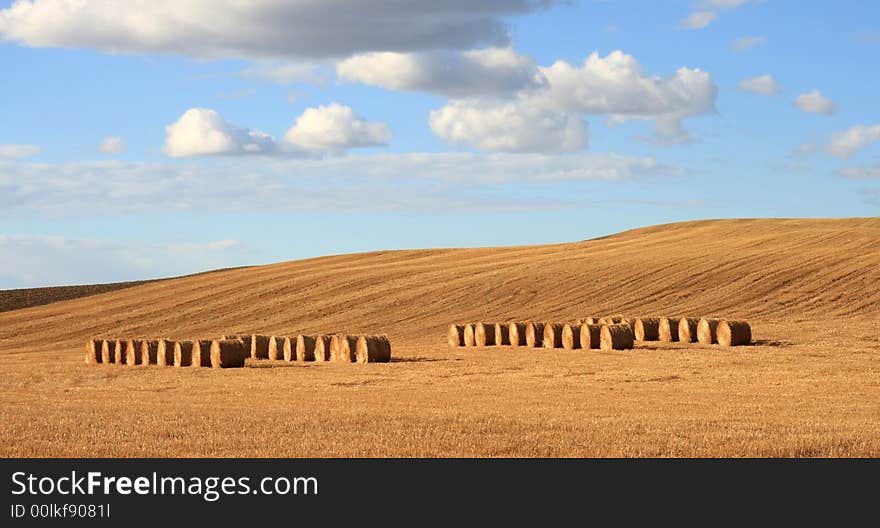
1 0 878 288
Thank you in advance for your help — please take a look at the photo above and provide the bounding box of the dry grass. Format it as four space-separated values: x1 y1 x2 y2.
1 218 880 457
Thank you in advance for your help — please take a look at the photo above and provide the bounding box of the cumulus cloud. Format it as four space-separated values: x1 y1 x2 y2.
827 125 880 159
795 90 837 115
680 11 718 30
0 233 245 288
837 166 880 180
0 144 40 159
162 104 389 157
337 47 545 97
99 136 125 154
0 153 684 217
282 103 391 151
429 99 589 153
163 108 277 157
738 74 780 95
428 50 717 150
0 0 555 59
732 35 767 52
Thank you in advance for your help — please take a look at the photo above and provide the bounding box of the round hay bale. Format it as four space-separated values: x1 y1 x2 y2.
474 322 496 347
447 324 465 347
140 339 160 365
100 339 114 364
156 339 175 367
296 335 316 361
112 340 126 364
125 339 143 366
329 334 342 361
677 318 700 343
224 334 253 351
210 339 247 368
355 335 392 363
463 324 476 347
173 340 194 367
717 320 752 346
525 322 545 348
600 324 635 351
579 324 602 350
250 334 271 359
508 322 528 347
85 338 103 364
697 318 722 345
543 323 565 348
658 318 680 342
267 336 284 360
634 317 661 341
282 336 295 361
331 334 359 362
493 323 511 346
314 335 333 362
561 323 581 350
191 339 213 368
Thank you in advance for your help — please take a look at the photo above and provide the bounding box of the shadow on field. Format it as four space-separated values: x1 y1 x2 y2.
752 339 794 348
390 357 454 363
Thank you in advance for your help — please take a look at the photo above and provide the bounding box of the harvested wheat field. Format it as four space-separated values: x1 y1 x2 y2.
1 218 879 457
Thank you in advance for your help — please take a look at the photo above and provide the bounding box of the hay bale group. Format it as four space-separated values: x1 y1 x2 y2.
85 333 392 368
448 317 751 351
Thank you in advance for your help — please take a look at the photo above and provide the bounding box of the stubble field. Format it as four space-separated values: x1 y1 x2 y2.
1 218 878 457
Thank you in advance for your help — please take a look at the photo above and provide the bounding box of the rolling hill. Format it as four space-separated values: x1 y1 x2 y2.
1 218 878 457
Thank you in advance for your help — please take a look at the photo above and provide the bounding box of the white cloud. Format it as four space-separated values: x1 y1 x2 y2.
163 108 277 157
337 47 545 97
240 62 326 85
795 90 837 115
539 52 717 120
0 153 684 217
0 0 555 59
0 233 245 288
99 136 125 154
790 143 816 158
680 11 718 30
428 50 717 151
827 125 880 159
162 104 390 157
429 98 589 153
704 0 754 7
732 35 767 52
837 166 880 180
738 74 780 95
682 0 758 31
0 144 40 159
282 103 391 151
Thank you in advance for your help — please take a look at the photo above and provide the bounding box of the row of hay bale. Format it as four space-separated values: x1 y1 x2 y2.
84 338 248 368
237 333 392 363
448 321 635 350
448 316 751 350
84 333 393 367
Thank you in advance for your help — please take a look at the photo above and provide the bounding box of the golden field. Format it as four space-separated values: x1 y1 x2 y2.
1 218 878 457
